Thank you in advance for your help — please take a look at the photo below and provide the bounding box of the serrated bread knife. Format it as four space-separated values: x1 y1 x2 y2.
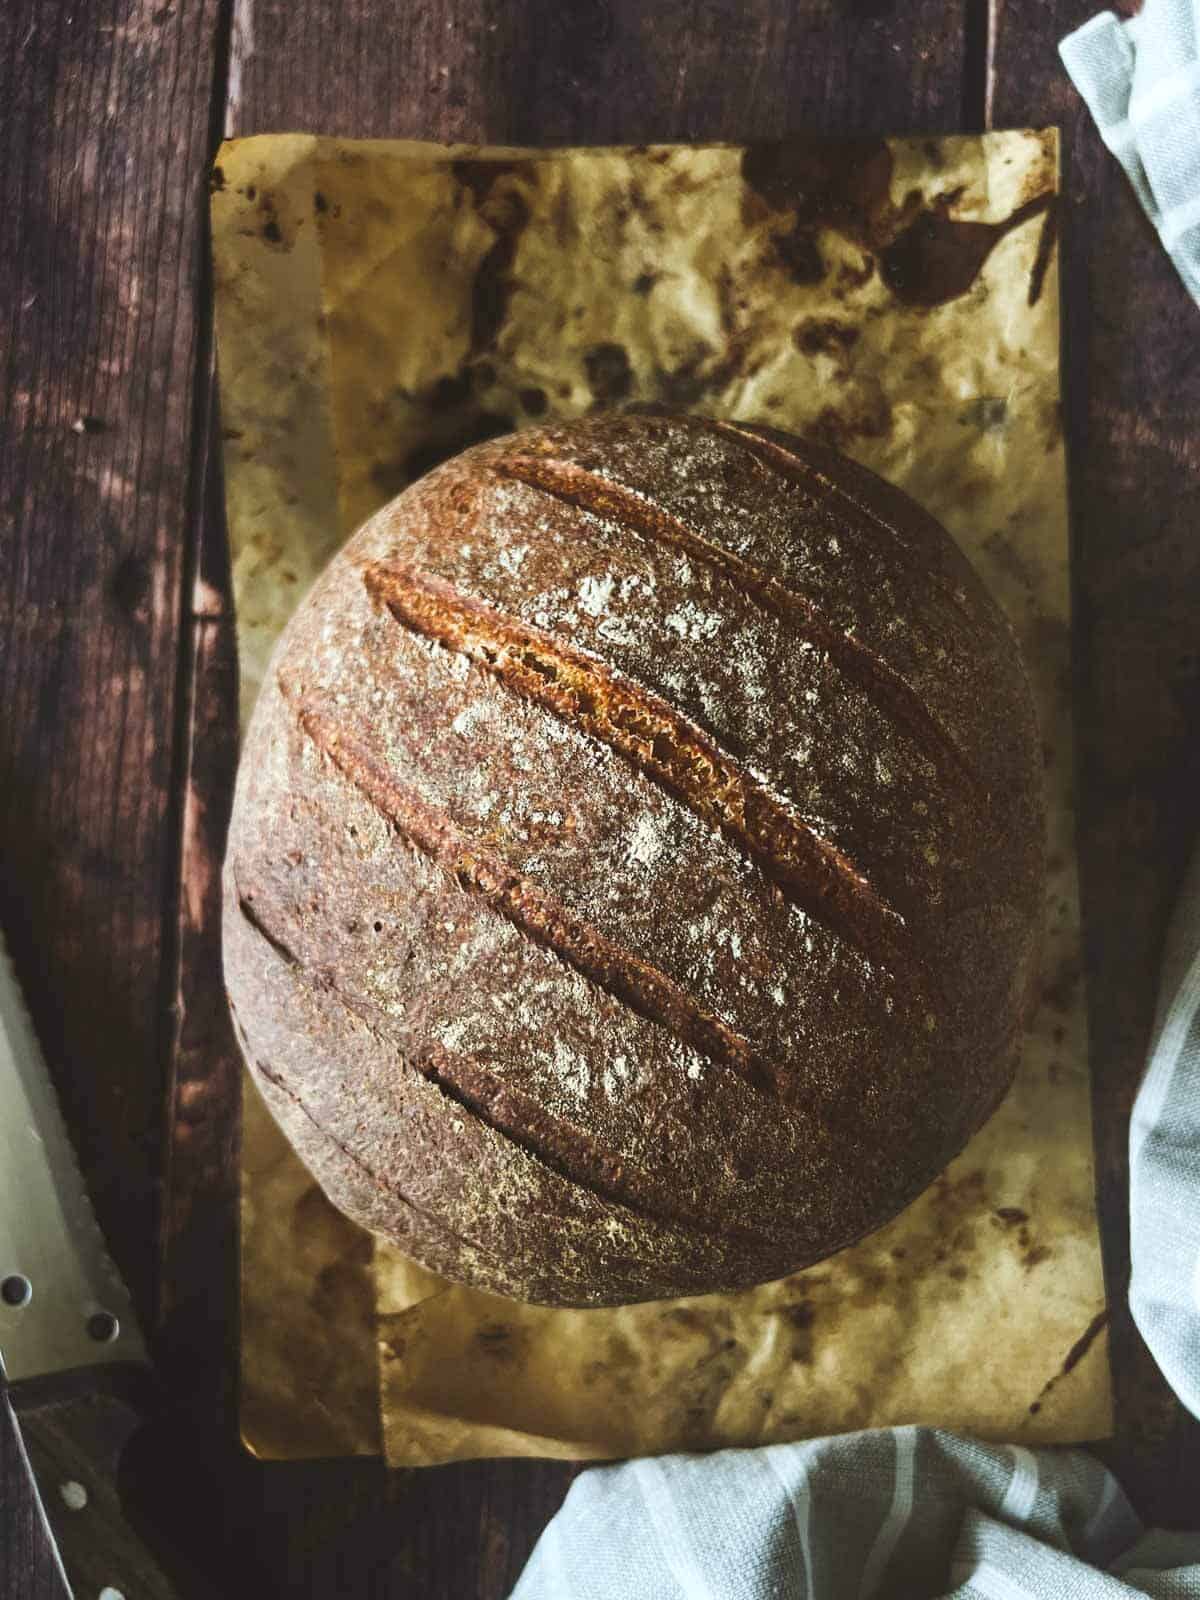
0 921 225 1599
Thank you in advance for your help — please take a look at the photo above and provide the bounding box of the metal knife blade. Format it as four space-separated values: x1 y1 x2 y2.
0 925 145 1385
0 922 210 1599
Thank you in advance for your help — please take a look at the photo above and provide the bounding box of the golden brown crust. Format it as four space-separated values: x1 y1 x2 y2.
222 412 1044 1306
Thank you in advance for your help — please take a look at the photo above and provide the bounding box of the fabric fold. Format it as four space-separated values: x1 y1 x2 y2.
1061 0 1200 303
511 1427 1190 1599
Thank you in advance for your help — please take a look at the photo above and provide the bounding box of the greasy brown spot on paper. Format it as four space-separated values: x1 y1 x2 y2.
774 1300 817 1364
584 342 633 404
1042 956 1082 1014
994 1207 1028 1226
381 412 514 492
1028 1309 1110 1414
1027 205 1059 307
428 372 473 411
454 161 532 354
808 390 892 451
793 318 860 357
475 1321 527 1364
742 140 902 286
741 139 896 248
768 223 826 285
744 139 1057 312
881 192 1055 307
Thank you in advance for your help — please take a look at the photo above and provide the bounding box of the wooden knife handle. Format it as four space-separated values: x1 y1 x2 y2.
7 1364 218 1600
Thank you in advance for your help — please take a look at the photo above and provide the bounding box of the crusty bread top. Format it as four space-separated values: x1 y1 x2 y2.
223 412 1044 1306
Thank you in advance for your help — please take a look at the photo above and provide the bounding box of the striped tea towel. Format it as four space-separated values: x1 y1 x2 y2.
1060 0 1200 304
511 1428 1200 1597
1130 839 1200 1420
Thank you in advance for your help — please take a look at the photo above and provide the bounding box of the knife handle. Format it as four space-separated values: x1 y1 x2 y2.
8 1364 216 1600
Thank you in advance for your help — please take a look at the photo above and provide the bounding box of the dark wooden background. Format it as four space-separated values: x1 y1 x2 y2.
3 0 1200 1594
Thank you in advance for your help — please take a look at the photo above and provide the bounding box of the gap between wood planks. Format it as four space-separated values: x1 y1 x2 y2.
962 0 994 130
154 0 235 1357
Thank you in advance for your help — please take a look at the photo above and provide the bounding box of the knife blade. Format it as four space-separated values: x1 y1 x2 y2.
0 921 212 1599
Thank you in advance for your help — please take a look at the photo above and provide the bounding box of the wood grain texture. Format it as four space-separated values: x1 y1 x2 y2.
227 0 969 144
157 379 242 1415
990 0 1200 1526
0 1401 60 1600
0 1 226 1594
0 0 225 1325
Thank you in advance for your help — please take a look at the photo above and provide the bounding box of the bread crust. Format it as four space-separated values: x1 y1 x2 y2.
223 412 1044 1306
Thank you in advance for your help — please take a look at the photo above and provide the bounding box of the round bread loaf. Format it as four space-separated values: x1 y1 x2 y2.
223 411 1044 1307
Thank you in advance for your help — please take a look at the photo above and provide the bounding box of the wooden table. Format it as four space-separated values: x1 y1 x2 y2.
3 2 1200 1594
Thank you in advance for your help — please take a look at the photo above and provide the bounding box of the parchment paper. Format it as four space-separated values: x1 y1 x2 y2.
212 129 1112 1466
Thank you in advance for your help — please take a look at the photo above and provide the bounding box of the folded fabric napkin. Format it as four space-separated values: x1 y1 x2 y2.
1130 840 1200 1419
511 15 1200 1587
512 1428 1200 1597
1060 0 1200 304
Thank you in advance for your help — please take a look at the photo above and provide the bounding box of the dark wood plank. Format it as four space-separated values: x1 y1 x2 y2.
227 0 971 142
0 0 226 1321
157 382 241 1414
0 1 227 1593
157 4 974 1596
0 1402 59 1600
990 0 1200 1528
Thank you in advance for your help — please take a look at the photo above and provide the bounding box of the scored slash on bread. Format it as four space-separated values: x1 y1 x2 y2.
494 450 980 797
359 561 919 991
288 696 778 1101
